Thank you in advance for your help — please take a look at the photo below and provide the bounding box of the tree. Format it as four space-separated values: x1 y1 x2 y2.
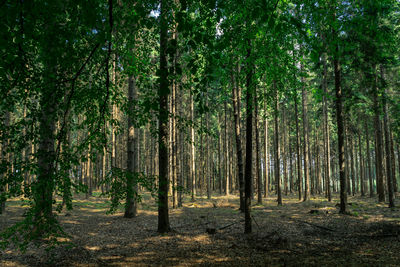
157 0 171 233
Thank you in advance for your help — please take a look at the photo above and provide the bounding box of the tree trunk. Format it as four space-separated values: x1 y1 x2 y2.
224 101 229 196
322 51 331 201
282 106 288 196
35 87 57 227
301 62 310 202
255 93 262 204
294 90 302 200
274 85 282 206
191 94 196 201
382 82 395 207
244 41 253 234
232 66 245 210
334 43 347 214
0 111 10 214
125 75 138 218
391 133 397 193
350 135 356 196
373 67 385 203
158 0 170 233
365 121 374 197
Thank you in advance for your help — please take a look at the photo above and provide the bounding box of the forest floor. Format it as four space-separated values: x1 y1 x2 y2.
1 192 400 266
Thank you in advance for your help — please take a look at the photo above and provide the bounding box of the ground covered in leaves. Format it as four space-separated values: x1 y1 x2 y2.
1 192 400 266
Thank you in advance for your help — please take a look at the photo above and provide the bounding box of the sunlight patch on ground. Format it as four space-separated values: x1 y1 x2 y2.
125 251 156 262
63 220 81 225
0 261 28 267
84 245 101 251
99 255 123 260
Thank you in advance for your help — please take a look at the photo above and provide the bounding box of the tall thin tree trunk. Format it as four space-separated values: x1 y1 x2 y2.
391 132 397 193
224 101 229 196
158 0 170 233
274 85 282 206
255 93 262 204
358 133 365 197
125 75 138 218
373 67 385 203
382 79 395 207
263 87 269 198
301 61 310 202
294 91 302 200
322 51 331 201
366 121 374 197
191 94 196 201
333 39 347 214
350 136 356 196
282 106 288 196
232 66 245 210
244 41 253 234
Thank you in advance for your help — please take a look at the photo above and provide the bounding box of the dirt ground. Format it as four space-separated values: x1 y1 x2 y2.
1 192 400 266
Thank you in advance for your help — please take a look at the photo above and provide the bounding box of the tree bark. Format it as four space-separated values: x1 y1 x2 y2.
301 61 310 202
274 84 282 206
255 92 262 204
125 75 138 218
373 67 385 203
158 0 170 233
232 65 245 210
357 132 364 196
224 101 229 196
334 43 347 214
322 51 331 201
365 121 374 197
263 87 269 198
294 90 302 200
244 41 253 234
190 94 196 201
382 80 395 207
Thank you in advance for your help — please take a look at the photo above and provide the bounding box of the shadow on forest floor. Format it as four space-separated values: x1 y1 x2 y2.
1 192 400 266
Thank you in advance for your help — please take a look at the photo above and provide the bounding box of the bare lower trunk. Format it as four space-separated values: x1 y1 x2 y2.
301 63 310 202
255 93 262 204
382 81 394 207
334 48 347 214
274 86 282 206
158 0 170 233
294 91 302 200
244 41 252 234
125 75 138 218
232 66 245 210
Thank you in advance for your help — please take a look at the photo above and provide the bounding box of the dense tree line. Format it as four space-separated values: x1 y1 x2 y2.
0 0 399 249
